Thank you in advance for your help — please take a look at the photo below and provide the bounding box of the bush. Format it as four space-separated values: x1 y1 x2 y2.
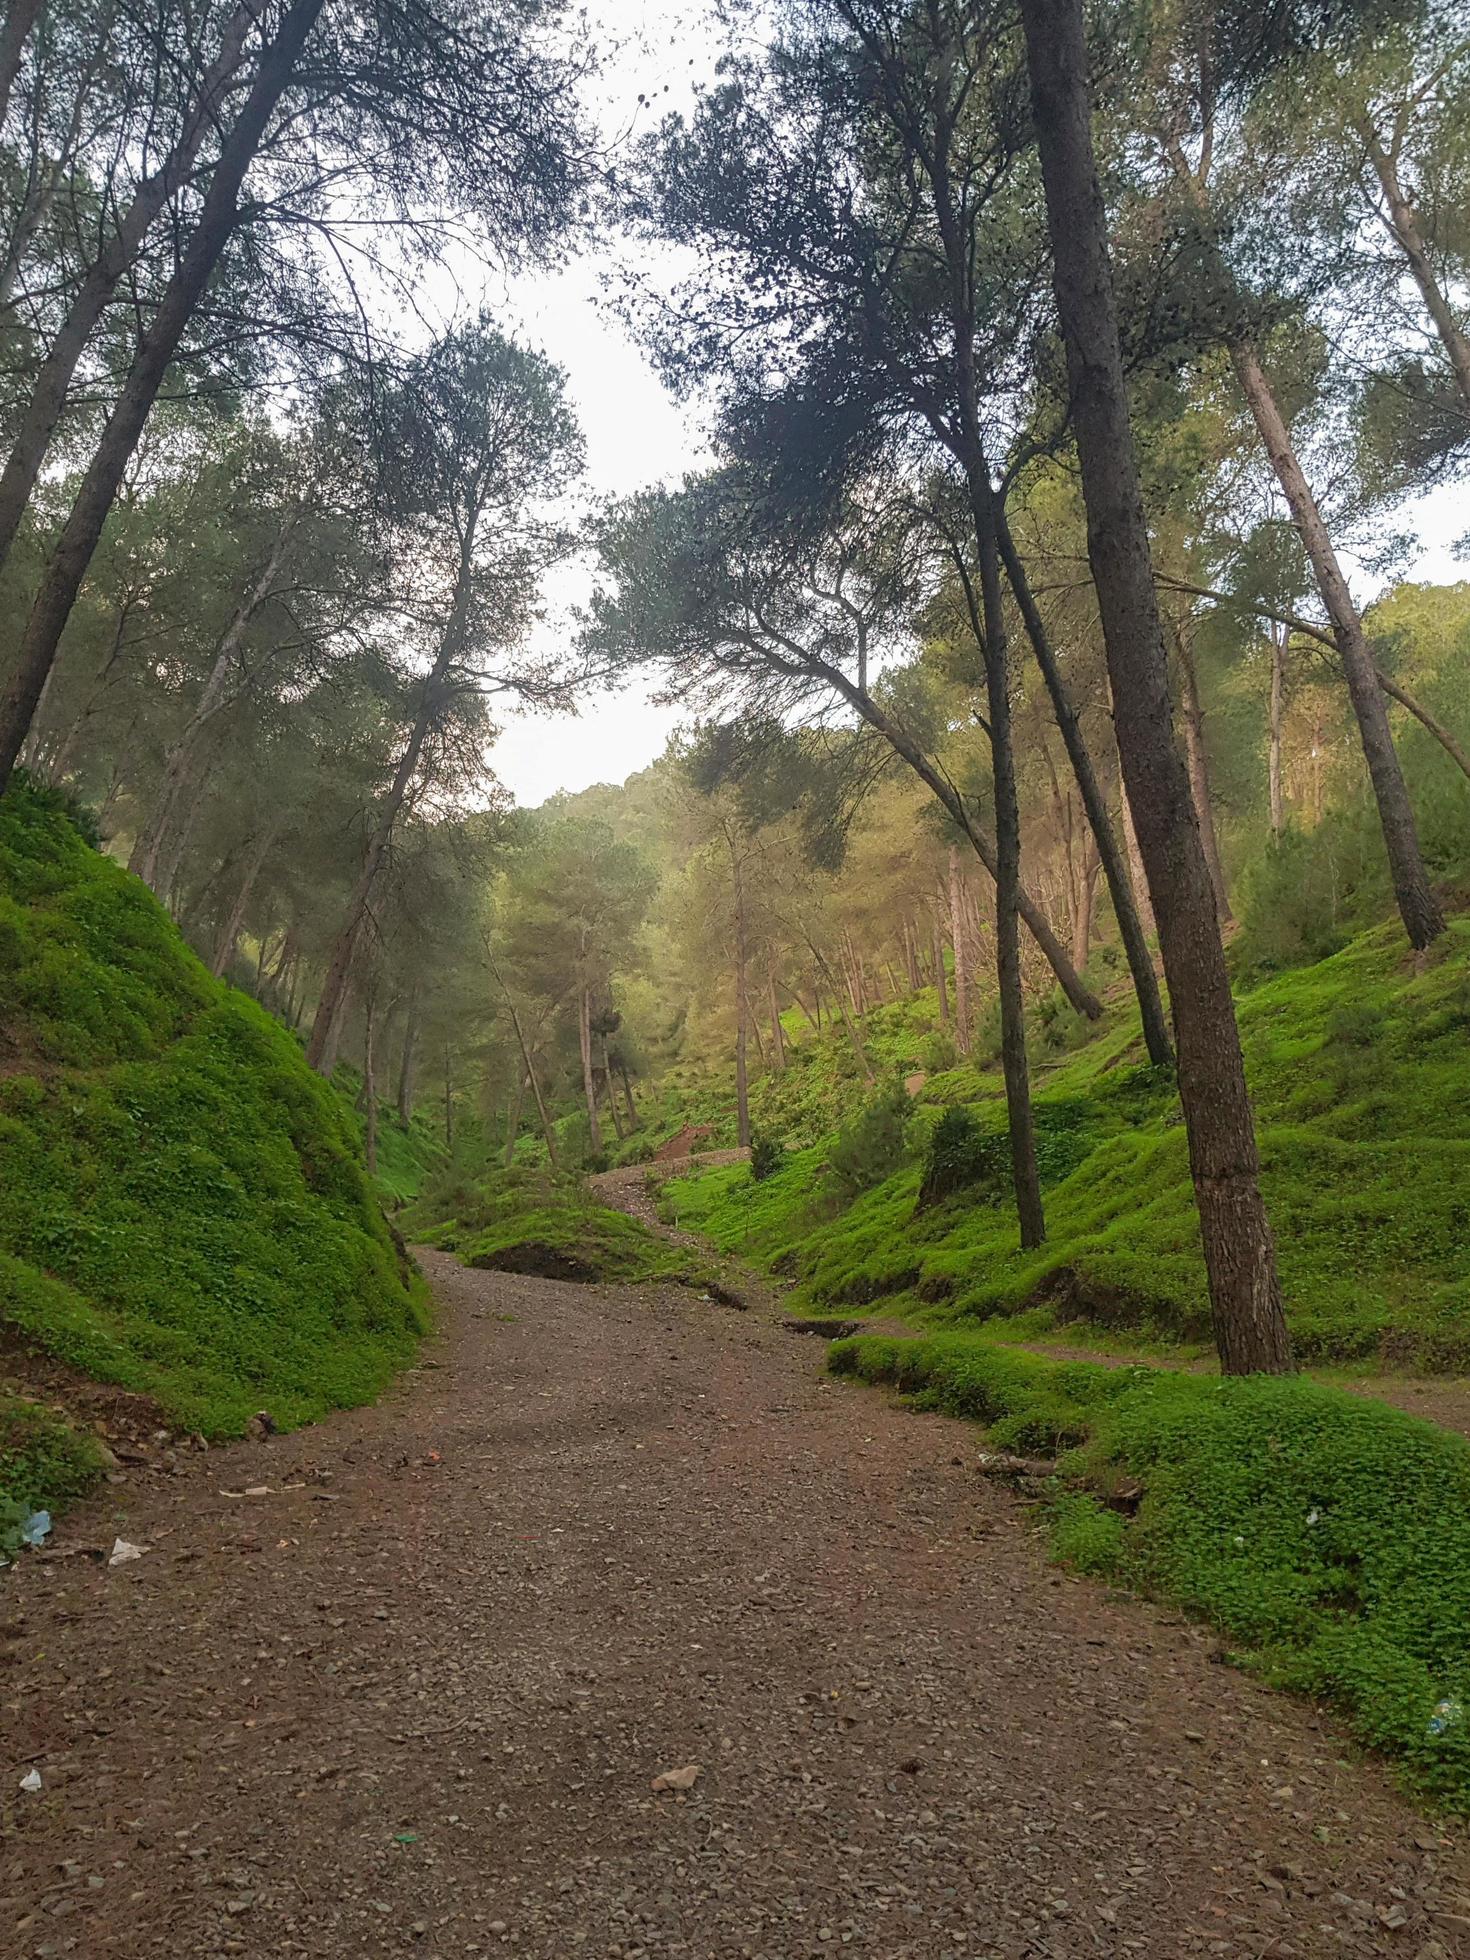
917 1105 1006 1210
826 1080 912 1202
750 1131 785 1182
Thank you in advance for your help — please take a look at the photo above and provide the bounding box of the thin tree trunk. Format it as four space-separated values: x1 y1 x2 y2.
932 909 950 1026
210 822 279 978
1171 611 1233 924
814 658 1103 1018
130 510 298 889
601 1030 626 1141
319 976 352 1081
1358 115 1470 414
0 0 42 134
948 846 972 1055
579 988 602 1157
0 2 257 588
1023 0 1294 1373
1164 145 1444 949
805 934 874 1083
443 1046 454 1152
971 490 1044 1247
767 965 787 1069
362 990 378 1177
733 850 751 1149
999 515 1173 1064
1269 624 1286 840
504 1069 529 1168
396 990 419 1125
0 0 326 792
1071 842 1099 971
490 960 559 1170
617 1058 638 1131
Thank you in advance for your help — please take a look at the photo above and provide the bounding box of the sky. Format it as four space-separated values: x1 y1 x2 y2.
475 1 1470 812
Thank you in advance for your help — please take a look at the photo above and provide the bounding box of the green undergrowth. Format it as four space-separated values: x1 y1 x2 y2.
0 1395 110 1557
664 917 1470 1369
402 1163 711 1287
0 777 427 1498
832 1331 1470 1810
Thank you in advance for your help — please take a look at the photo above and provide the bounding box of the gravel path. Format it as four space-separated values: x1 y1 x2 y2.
4 1252 1469 1959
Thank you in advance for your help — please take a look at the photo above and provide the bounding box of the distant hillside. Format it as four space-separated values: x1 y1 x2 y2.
0 778 426 1518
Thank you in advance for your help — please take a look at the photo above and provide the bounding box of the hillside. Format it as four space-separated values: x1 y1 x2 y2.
665 916 1470 1372
0 779 427 1524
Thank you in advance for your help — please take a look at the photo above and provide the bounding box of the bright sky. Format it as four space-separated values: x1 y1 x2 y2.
479 1 1470 812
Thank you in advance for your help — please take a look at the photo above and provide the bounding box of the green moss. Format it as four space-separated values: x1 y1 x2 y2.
403 1164 710 1287
0 779 425 1463
0 1395 108 1544
670 916 1470 1370
832 1332 1470 1809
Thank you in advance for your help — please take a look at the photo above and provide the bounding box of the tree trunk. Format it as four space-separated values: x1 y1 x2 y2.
815 658 1103 1018
0 1 258 585
1171 611 1233 924
618 1058 638 1132
504 1069 529 1168
396 990 419 1125
362 990 378 1178
932 909 950 1026
1071 843 1099 971
579 988 603 1157
1022 0 1294 1373
210 823 279 978
1163 143 1444 949
734 875 751 1151
0 0 42 133
1000 515 1172 1064
130 509 297 889
601 1031 626 1141
971 490 1044 1247
318 975 352 1081
805 934 874 1083
1269 624 1286 840
767 965 787 1069
443 1047 454 1152
491 961 559 1170
1358 114 1470 414
948 846 972 1054
0 0 325 789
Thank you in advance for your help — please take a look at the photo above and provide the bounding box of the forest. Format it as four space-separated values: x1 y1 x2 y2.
3 0 1470 1945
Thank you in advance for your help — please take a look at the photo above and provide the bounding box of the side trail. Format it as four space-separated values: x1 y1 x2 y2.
4 1250 1468 1958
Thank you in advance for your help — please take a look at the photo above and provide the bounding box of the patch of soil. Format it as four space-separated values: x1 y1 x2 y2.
0 1324 172 1456
1 1254 1465 1958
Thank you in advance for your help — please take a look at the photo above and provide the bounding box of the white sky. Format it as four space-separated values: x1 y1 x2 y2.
476 1 1470 811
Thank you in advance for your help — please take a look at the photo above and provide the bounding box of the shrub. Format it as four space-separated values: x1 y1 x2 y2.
826 1080 912 1202
750 1131 785 1182
917 1105 1006 1210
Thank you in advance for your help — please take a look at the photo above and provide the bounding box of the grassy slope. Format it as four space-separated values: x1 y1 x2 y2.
666 919 1470 1369
0 780 427 1509
402 1164 711 1287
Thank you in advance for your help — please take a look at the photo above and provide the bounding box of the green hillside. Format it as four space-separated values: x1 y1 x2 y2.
0 779 427 1518
666 917 1470 1371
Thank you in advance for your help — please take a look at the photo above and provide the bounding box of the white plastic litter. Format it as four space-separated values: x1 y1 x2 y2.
108 1538 148 1567
19 1768 42 1793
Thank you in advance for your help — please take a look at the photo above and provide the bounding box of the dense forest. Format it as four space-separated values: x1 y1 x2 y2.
5 0 1470 1922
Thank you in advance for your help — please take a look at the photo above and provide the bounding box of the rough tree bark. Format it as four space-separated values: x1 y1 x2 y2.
1269 623 1286 840
998 515 1172 1064
0 0 326 791
948 846 972 1054
1170 611 1233 924
579 988 602 1157
1022 0 1294 1373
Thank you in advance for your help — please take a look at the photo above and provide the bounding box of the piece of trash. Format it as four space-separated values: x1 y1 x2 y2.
394 1832 418 1845
1305 1508 1320 1526
651 1764 700 1793
19 1767 43 1793
108 1538 148 1566
423 1451 442 1467
1428 1697 1464 1737
20 1509 51 1546
219 1486 273 1499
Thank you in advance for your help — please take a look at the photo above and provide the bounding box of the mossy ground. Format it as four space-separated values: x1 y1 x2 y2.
664 919 1470 1370
0 779 427 1517
402 1164 712 1288
831 1331 1470 1810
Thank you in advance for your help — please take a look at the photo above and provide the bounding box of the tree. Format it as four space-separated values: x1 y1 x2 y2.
1020 0 1295 1374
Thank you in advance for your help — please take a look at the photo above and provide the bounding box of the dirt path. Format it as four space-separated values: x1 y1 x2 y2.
4 1255 1469 1959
